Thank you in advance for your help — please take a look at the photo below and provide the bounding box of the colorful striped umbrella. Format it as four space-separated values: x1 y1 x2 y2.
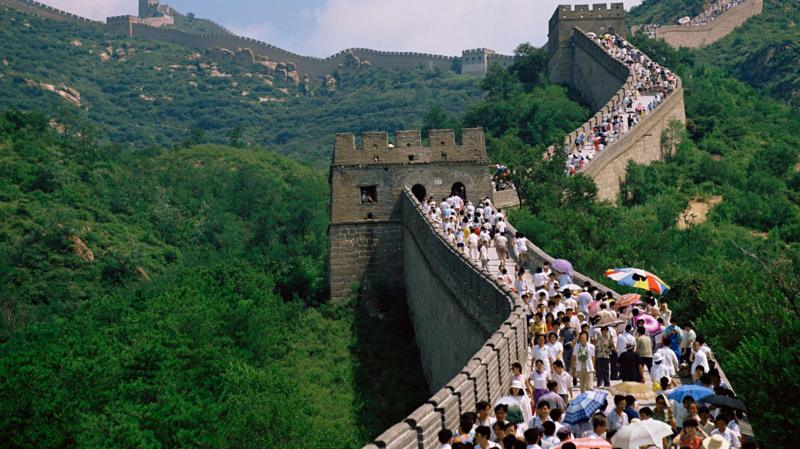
667 385 714 402
605 268 670 295
613 293 643 309
564 390 608 424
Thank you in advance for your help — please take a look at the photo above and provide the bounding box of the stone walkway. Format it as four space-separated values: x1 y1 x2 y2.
572 94 657 163
459 235 665 410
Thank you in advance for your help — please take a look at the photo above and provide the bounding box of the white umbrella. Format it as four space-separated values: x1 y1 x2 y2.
678 16 691 24
611 419 673 449
561 283 582 292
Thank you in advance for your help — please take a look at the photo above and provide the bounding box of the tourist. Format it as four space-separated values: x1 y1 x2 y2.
618 343 643 382
528 359 550 405
571 331 595 393
636 326 654 372
475 425 500 449
583 414 607 439
437 429 454 449
595 326 612 387
672 419 707 449
537 380 566 412
710 415 741 449
607 395 629 437
549 360 572 403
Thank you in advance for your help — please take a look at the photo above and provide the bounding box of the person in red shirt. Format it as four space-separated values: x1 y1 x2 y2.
672 419 709 449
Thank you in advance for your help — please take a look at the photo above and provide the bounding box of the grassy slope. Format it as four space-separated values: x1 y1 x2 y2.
0 7 481 164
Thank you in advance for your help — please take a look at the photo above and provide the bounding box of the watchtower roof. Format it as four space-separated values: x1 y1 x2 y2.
332 128 488 166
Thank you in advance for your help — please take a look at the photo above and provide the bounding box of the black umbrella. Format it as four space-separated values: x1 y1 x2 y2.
701 394 747 412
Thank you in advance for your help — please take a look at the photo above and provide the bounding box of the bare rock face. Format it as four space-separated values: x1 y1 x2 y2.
324 74 337 93
69 235 94 262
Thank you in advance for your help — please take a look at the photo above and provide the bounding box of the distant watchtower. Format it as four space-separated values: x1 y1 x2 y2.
328 128 493 302
139 0 159 17
547 3 626 83
461 49 497 75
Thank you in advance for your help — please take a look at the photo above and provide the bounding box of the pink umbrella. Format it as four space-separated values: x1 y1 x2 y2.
614 293 642 309
632 313 661 335
555 438 612 449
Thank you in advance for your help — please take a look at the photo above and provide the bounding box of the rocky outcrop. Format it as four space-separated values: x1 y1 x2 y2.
68 234 94 262
26 80 81 107
210 47 301 86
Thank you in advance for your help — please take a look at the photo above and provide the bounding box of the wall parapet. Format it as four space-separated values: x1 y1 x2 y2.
361 188 527 449
0 0 103 26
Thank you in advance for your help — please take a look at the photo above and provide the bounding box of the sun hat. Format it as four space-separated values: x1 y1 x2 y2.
653 353 663 363
702 435 731 449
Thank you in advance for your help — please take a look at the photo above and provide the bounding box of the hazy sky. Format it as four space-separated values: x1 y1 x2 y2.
46 0 643 57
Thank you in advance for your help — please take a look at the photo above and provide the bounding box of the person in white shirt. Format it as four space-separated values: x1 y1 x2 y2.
547 333 563 364
479 242 490 271
514 232 529 268
549 360 572 402
576 288 592 314
650 352 672 386
532 267 548 289
523 427 543 449
582 415 607 439
571 331 595 393
531 334 553 372
691 340 710 375
656 345 679 377
468 231 480 260
540 422 559 449
710 415 740 448
474 425 500 449
515 272 530 298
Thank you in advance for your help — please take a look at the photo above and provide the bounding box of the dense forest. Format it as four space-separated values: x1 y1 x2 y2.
0 7 481 164
0 111 429 447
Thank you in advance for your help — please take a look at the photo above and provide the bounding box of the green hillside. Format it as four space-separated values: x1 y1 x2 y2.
628 0 705 24
0 7 481 164
0 110 429 448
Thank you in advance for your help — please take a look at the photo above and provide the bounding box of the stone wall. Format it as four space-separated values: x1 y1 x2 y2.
569 28 631 111
0 0 103 27
547 3 627 84
358 188 527 449
654 0 763 48
581 80 686 201
546 26 687 202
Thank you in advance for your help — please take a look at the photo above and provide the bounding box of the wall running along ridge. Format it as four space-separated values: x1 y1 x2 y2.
653 0 763 48
0 0 102 27
548 26 686 202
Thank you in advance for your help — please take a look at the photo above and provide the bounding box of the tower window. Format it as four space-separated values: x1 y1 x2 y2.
360 186 377 204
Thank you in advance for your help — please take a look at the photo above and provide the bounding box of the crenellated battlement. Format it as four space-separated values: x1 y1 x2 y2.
332 128 488 166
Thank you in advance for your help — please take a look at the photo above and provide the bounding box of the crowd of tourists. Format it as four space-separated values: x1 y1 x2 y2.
638 0 747 38
565 33 677 176
419 194 754 449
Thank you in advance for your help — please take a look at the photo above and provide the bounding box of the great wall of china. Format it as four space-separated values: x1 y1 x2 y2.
0 1 764 447
638 0 763 48
325 3 761 448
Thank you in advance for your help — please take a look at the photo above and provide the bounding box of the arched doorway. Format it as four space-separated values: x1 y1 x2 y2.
451 182 466 201
411 184 427 202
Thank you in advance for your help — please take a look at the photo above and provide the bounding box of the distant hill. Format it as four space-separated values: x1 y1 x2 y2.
0 6 481 164
628 0 706 24
630 0 799 109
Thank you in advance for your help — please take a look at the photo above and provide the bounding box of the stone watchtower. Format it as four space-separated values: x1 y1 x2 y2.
461 48 497 75
328 128 493 301
547 3 626 83
139 0 160 17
